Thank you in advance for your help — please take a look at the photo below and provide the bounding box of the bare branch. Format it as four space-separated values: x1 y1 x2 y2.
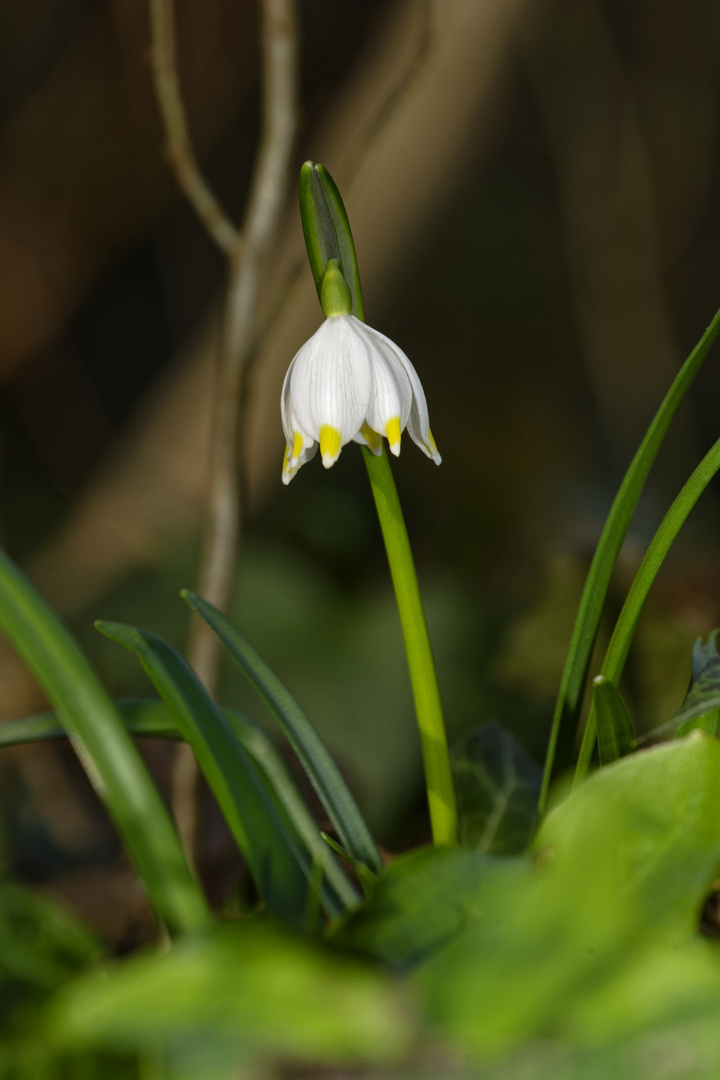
149 0 240 255
172 0 299 859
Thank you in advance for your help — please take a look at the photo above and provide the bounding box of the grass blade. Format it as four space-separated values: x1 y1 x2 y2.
576 433 720 782
0 552 210 936
541 306 720 811
182 590 383 875
96 622 337 924
228 713 359 913
0 698 358 916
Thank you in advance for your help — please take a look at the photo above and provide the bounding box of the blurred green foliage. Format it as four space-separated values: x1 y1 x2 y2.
2 732 713 1080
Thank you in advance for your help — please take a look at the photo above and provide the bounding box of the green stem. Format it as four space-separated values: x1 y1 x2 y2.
362 446 458 845
575 433 720 783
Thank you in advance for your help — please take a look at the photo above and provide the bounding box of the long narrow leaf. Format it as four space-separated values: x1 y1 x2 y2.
576 433 720 782
182 590 383 875
0 552 209 936
1 703 359 914
231 715 359 912
541 305 720 810
96 622 335 924
0 698 358 915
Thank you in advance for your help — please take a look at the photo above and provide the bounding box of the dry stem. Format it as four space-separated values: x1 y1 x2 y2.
149 0 298 860
149 0 240 255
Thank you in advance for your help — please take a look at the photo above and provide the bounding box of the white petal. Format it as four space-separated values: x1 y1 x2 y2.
368 326 441 463
290 316 372 444
346 320 412 443
282 437 317 484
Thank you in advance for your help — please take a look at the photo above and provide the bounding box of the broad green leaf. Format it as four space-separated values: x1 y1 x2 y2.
451 722 541 855
299 161 365 319
331 845 502 968
47 922 413 1070
182 590 383 875
542 305 720 808
0 551 209 936
96 622 317 926
593 676 636 765
546 734 720 933
415 736 720 1058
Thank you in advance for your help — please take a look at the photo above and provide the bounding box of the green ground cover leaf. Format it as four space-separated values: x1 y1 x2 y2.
542 733 720 932
47 921 414 1071
331 845 514 968
413 735 720 1059
451 722 542 854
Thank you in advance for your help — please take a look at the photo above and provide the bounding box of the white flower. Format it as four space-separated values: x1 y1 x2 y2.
281 313 441 484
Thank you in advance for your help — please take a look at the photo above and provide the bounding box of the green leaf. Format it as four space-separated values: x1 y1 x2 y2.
542 305 720 808
331 845 501 969
451 722 541 855
47 922 413 1070
181 590 383 875
576 434 720 782
227 714 359 915
542 734 720 934
96 622 318 927
0 882 107 1076
416 736 720 1059
299 161 365 319
0 882 100 997
0 551 209 937
320 832 377 896
592 676 636 765
673 632 720 738
0 698 179 748
0 699 359 917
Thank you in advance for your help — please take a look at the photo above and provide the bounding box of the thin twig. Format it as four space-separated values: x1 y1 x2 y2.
149 0 240 255
148 0 298 860
188 0 298 644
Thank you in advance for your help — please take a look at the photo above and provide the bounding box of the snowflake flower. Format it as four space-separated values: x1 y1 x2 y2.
281 312 441 485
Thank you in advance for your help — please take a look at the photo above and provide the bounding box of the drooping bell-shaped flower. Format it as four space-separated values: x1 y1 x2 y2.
281 262 441 484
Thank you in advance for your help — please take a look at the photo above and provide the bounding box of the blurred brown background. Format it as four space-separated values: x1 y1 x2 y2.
1 0 720 930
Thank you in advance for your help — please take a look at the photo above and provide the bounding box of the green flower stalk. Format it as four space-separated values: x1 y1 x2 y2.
281 161 458 845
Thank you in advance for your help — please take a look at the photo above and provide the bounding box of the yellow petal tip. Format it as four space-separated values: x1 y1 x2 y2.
385 416 402 455
319 424 342 468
